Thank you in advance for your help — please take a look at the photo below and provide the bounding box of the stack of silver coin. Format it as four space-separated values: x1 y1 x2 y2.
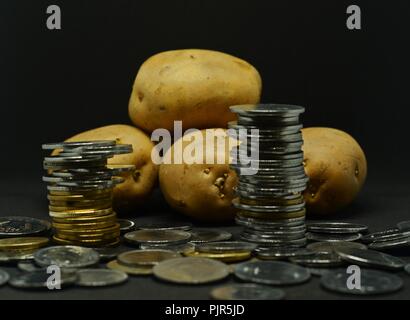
229 104 309 248
42 140 134 247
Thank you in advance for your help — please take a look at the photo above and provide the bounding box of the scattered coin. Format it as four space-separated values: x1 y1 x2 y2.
307 241 367 254
184 250 252 263
139 242 196 254
189 229 232 243
368 237 410 250
0 217 51 237
9 270 77 289
254 247 314 260
136 222 192 231
93 247 126 261
210 284 285 300
0 269 9 286
196 241 257 254
107 260 153 276
34 246 100 268
306 232 362 242
118 219 136 233
306 222 368 234
289 252 344 267
75 269 128 287
234 260 311 285
0 237 49 251
361 228 406 244
321 269 403 295
117 250 181 267
335 248 405 270
153 257 230 284
397 221 410 232
124 229 191 246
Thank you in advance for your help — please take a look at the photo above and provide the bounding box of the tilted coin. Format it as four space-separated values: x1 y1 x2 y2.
0 269 10 286
307 241 367 254
117 249 181 267
189 229 232 243
184 250 252 263
321 269 403 295
153 257 230 284
254 247 314 260
9 270 77 289
306 232 362 242
75 269 128 287
289 252 343 267
124 229 191 245
335 248 405 270
234 261 310 285
306 222 368 234
397 221 410 232
196 241 257 254
118 219 136 233
0 237 49 251
210 284 285 300
139 242 196 254
136 222 192 231
361 228 408 244
0 216 51 237
34 246 100 268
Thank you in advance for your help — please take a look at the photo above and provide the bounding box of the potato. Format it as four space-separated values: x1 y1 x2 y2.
129 49 262 132
64 124 158 213
302 127 367 215
159 129 239 222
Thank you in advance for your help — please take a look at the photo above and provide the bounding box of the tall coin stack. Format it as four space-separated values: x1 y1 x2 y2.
42 140 134 247
229 104 309 248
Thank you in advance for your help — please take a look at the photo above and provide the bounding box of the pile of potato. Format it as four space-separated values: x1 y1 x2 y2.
65 49 367 220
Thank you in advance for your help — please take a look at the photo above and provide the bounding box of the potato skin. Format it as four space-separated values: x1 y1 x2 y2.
64 124 158 213
129 49 262 132
302 127 367 215
159 129 238 222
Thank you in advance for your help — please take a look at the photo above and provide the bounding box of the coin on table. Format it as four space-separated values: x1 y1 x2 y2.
321 269 403 295
184 250 252 263
0 269 9 286
124 229 191 246
0 237 49 251
369 237 410 251
306 232 362 242
306 222 368 234
361 229 409 244
0 216 51 237
107 260 153 276
153 257 230 284
254 247 314 260
75 269 128 287
136 222 192 231
139 242 196 254
189 229 232 243
34 246 100 268
0 250 35 263
335 248 405 270
210 284 285 300
93 247 126 262
9 270 77 289
118 219 136 233
397 221 410 231
234 261 311 285
307 241 367 254
196 241 257 254
289 252 343 267
117 250 181 267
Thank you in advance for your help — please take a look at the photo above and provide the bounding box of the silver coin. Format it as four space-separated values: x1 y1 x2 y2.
236 215 305 228
234 261 310 285
254 247 314 260
0 251 34 263
336 248 405 270
196 241 257 254
42 140 116 150
306 232 362 242
210 284 285 300
34 246 100 268
307 222 368 234
118 219 136 233
321 269 403 295
290 252 343 267
232 198 305 213
153 257 230 284
307 241 367 254
236 184 307 195
124 229 191 245
0 216 51 237
136 222 192 231
230 103 305 115
405 264 410 275
369 237 410 251
242 229 306 240
241 233 306 247
44 155 107 162
361 228 409 244
0 269 9 286
93 247 126 262
75 269 128 287
9 270 77 289
47 184 113 192
189 229 232 243
397 221 410 232
139 242 196 254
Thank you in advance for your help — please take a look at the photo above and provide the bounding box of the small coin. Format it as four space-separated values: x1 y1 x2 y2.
0 216 51 237
196 241 257 254
9 270 77 289
306 222 368 234
124 229 191 245
118 219 136 233
289 252 343 267
306 232 362 242
361 228 409 244
307 241 367 254
136 222 192 231
153 257 230 284
254 247 314 260
106 260 153 275
139 242 196 254
210 284 285 300
335 248 405 270
397 221 410 232
189 229 232 243
0 269 10 286
34 246 100 268
75 269 128 287
184 250 252 263
0 237 49 251
234 261 310 285
321 269 403 295
118 249 181 267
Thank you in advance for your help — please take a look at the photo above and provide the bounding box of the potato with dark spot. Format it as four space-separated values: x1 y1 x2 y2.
159 129 239 222
302 127 367 215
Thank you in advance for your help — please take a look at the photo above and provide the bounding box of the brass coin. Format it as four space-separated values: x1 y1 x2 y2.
0 237 49 251
49 199 112 209
238 209 306 220
49 203 112 212
55 232 120 241
55 223 120 235
239 196 304 206
48 188 113 197
107 260 153 276
184 251 252 263
49 207 113 218
51 212 117 224
52 221 116 230
52 235 120 247
117 250 181 267
47 193 113 202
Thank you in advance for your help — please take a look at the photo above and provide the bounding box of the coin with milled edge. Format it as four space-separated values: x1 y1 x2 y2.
153 257 230 284
254 247 314 260
9 270 77 289
107 260 153 275
210 284 285 300
306 232 362 242
42 140 116 150
234 261 310 285
124 229 191 245
335 248 405 270
0 216 51 237
118 219 135 233
307 241 367 254
307 222 368 234
0 269 10 286
289 252 343 267
321 269 403 295
75 269 128 287
118 249 181 267
196 241 257 254
34 246 100 268
189 229 232 243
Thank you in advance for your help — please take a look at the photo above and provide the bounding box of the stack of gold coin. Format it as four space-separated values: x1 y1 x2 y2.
42 141 134 247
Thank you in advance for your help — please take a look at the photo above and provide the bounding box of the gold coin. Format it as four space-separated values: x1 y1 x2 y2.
117 250 181 267
49 203 112 212
47 193 113 202
238 208 306 220
49 207 113 218
55 232 120 241
183 250 252 263
51 212 117 224
52 235 120 247
49 199 112 209
48 189 113 197
240 196 304 206
55 223 120 234
107 260 153 275
0 237 49 251
52 221 116 230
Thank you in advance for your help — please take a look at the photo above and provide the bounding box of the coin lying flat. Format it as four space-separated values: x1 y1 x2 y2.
93 247 126 262
254 247 314 260
0 217 51 237
9 270 77 289
196 241 257 254
335 248 405 270
210 284 285 300
307 222 368 234
106 260 153 276
234 261 311 285
0 237 49 251
139 242 196 254
188 229 232 243
307 241 367 254
397 221 410 232
118 219 136 233
75 269 128 287
306 232 362 242
153 257 230 284
0 269 9 286
290 252 343 267
34 246 100 268
136 222 192 231
117 250 181 267
321 269 403 295
184 250 252 263
124 229 191 246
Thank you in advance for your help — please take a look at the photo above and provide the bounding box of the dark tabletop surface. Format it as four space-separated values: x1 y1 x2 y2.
0 177 409 300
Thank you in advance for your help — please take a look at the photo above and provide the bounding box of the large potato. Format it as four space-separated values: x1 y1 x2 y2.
64 124 158 213
129 49 262 132
302 127 367 215
159 129 238 222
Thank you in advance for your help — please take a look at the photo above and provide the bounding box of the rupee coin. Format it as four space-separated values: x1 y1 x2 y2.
307 241 367 254
34 245 100 268
189 229 232 243
0 216 51 237
289 252 343 267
